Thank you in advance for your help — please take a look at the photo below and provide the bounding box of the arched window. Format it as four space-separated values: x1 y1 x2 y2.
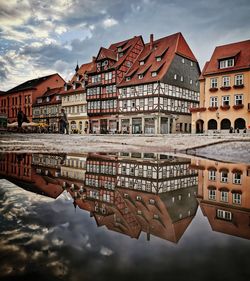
220 119 231 130
208 119 217 130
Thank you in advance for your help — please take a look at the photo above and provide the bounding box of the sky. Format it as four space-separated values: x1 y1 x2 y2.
0 0 250 91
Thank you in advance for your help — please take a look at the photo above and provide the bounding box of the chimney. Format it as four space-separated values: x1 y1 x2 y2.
92 56 96 62
150 34 154 50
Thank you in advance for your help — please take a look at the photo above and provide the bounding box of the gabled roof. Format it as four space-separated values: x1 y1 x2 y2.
203 39 250 75
199 61 209 80
120 32 198 86
70 62 94 83
33 86 64 106
43 86 64 97
96 47 117 62
7 73 62 93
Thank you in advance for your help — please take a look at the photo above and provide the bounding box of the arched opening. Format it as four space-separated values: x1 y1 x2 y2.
208 119 217 130
70 121 77 133
234 118 246 130
79 121 83 132
196 119 204 133
220 119 231 130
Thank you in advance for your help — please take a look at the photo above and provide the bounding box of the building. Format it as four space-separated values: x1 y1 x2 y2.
32 86 64 132
0 73 65 123
61 62 93 134
118 33 200 134
86 36 144 134
192 39 250 133
191 158 250 240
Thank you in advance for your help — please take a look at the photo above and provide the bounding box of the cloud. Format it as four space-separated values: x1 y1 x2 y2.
102 18 118 28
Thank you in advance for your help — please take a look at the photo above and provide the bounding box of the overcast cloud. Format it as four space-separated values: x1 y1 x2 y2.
0 0 250 91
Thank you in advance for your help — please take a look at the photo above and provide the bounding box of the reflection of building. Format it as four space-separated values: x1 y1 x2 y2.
61 62 93 134
192 39 250 133
32 87 64 132
66 152 198 242
0 153 64 199
191 158 250 240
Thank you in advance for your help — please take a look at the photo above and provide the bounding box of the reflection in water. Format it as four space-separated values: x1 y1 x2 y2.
0 152 199 243
1 152 250 280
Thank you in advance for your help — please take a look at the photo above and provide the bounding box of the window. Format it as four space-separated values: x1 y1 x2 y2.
208 170 216 181
105 72 112 81
222 76 230 87
174 74 177 80
180 76 184 82
182 58 185 63
151 72 157 77
221 191 228 202
190 79 193 84
208 189 216 200
234 94 243 105
138 74 143 79
138 85 143 94
233 173 241 184
156 56 161 62
122 101 127 109
139 61 144 65
191 61 193 66
210 78 218 88
148 97 153 107
131 99 136 108
219 58 234 69
217 209 232 221
221 171 228 183
222 96 230 106
149 199 155 205
126 77 131 81
147 84 153 93
210 97 218 107
232 193 241 204
235 74 243 85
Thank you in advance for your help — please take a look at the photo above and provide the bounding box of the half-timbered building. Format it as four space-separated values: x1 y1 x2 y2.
86 36 144 133
118 33 200 134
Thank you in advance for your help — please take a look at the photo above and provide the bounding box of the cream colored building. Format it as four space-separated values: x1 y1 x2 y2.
192 39 250 133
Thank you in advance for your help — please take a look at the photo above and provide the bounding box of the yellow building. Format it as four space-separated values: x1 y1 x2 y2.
61 62 93 134
192 40 250 133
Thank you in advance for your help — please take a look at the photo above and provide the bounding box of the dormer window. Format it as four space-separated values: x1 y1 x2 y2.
102 60 108 66
151 72 157 77
64 84 67 91
46 97 50 102
82 81 85 88
37 98 42 104
156 56 161 62
138 74 144 79
76 75 80 81
126 77 131 81
118 47 122 52
139 61 144 66
73 83 76 90
219 58 234 69
56 95 61 101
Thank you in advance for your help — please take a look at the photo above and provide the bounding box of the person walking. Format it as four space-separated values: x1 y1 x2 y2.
60 108 69 134
17 109 24 132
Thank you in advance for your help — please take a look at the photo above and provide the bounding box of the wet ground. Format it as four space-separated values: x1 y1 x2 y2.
0 151 250 281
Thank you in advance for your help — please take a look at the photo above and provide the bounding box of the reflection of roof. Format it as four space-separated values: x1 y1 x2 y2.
203 39 250 75
7 73 62 93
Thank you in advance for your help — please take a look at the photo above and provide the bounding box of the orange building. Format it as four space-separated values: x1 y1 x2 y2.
0 73 65 123
192 39 250 133
191 158 250 240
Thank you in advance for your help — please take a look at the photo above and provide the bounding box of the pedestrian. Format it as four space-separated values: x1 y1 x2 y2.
236 127 240 133
60 108 69 134
229 126 233 133
17 108 24 132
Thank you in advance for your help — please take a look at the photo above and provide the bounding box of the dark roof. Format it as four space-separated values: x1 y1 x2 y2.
203 39 250 75
120 32 198 86
7 73 59 93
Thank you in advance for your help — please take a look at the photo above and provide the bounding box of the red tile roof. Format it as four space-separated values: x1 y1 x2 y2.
33 86 64 106
96 47 117 62
203 39 250 75
71 62 94 83
120 32 197 86
199 61 209 80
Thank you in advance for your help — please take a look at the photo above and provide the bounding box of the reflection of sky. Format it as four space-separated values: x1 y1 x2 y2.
1 179 250 281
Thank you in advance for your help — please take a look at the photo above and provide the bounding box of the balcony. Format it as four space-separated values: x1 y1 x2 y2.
189 107 206 113
233 104 244 110
233 84 244 89
209 87 218 93
220 86 231 91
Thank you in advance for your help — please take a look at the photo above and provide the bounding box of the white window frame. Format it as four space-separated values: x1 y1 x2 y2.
234 94 243 105
235 74 243 86
217 209 232 220
208 170 216 181
208 189 216 200
220 191 228 202
151 72 157 77
222 96 230 106
210 96 218 107
210 78 218 88
233 173 241 184
222 76 230 87
221 171 228 183
220 58 234 69
232 193 241 204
